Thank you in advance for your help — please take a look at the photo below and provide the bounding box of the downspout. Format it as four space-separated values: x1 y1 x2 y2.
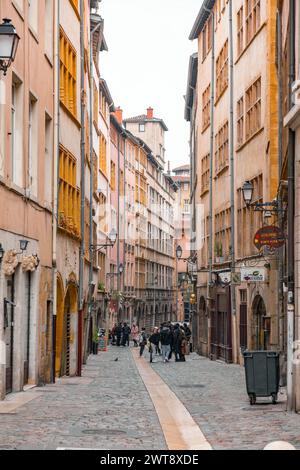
276 9 284 354
89 17 102 350
229 0 237 363
287 0 296 412
117 130 120 320
207 9 215 359
51 0 60 383
78 0 85 376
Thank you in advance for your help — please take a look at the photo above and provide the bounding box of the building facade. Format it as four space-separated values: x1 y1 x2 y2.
0 0 54 398
173 164 192 323
187 0 280 364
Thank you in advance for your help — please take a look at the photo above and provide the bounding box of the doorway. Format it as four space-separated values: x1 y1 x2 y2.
5 275 15 394
252 295 270 350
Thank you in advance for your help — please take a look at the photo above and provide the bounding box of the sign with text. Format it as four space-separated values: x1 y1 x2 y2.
241 267 266 282
253 226 285 250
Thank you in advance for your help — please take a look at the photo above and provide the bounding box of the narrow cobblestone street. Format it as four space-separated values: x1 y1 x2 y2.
0 346 299 450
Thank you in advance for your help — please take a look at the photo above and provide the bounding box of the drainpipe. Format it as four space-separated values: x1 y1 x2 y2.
117 131 121 320
78 0 86 376
229 0 237 364
276 10 284 355
89 16 102 354
287 0 296 412
51 0 60 383
206 9 215 359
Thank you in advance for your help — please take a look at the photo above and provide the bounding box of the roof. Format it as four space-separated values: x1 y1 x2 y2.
100 79 114 110
172 176 190 184
189 0 216 40
173 164 190 172
184 53 198 122
124 114 168 132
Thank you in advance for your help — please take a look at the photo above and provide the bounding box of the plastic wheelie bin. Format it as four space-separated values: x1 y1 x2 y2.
243 351 280 405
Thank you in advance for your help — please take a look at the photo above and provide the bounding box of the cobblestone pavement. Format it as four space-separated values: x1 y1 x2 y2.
148 352 300 450
0 346 166 450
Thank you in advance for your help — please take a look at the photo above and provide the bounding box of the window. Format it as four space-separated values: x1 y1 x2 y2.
11 77 23 187
69 0 79 14
100 89 107 119
110 161 116 190
28 94 38 197
28 0 38 33
60 28 77 117
201 153 210 194
215 121 229 175
120 170 124 196
99 134 107 175
93 80 99 127
246 0 261 45
58 146 80 236
202 84 211 132
183 199 190 214
202 15 213 61
45 0 53 59
245 77 261 140
216 40 228 101
237 6 244 56
139 123 145 132
237 97 244 146
214 208 231 262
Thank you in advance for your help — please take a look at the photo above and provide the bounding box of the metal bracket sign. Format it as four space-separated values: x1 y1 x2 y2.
253 225 285 250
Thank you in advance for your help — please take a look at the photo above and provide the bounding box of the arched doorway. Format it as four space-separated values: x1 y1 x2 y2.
252 295 270 350
55 274 65 377
198 297 208 356
61 282 78 376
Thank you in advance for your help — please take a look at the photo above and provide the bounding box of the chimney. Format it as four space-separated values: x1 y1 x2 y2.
147 107 154 119
114 106 123 124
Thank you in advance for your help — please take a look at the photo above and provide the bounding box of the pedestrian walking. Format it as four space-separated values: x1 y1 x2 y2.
148 327 160 363
116 322 122 347
179 326 187 362
131 324 139 347
111 323 117 345
139 328 147 357
183 323 192 355
159 323 172 363
173 324 184 362
121 323 131 347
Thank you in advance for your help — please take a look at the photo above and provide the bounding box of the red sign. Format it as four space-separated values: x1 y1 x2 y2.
254 226 285 250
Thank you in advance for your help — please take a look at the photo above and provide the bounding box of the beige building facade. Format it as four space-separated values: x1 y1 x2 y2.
187 0 280 364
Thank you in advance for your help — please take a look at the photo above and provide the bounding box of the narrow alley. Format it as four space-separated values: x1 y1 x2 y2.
0 347 299 451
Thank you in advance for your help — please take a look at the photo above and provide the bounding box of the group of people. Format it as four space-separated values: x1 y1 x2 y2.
146 323 191 363
109 321 192 364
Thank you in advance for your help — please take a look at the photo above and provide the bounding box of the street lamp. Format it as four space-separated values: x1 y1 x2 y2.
108 228 117 246
91 229 118 252
242 181 254 207
0 19 20 75
19 239 29 252
176 245 183 260
0 243 4 264
242 180 283 214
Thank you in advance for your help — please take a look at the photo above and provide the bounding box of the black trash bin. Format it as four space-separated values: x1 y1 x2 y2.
243 351 280 405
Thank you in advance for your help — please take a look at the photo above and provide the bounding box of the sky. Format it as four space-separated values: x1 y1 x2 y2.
100 0 202 170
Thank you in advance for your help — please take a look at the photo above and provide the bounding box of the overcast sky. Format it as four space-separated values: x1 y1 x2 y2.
100 0 202 170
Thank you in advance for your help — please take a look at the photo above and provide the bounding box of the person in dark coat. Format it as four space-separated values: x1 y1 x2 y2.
149 327 160 363
121 323 131 346
184 323 192 354
173 324 183 362
159 324 172 363
116 322 123 347
139 328 147 357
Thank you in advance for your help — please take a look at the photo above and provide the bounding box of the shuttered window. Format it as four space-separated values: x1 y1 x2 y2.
60 28 77 117
58 145 80 236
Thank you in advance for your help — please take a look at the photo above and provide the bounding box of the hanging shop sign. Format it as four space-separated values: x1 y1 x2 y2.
218 272 231 285
241 267 266 282
253 226 285 250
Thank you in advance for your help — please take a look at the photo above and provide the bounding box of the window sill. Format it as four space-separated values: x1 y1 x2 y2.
29 26 39 44
60 101 81 129
12 1 24 20
215 85 228 107
201 123 210 134
44 52 53 68
236 127 264 152
235 22 267 66
201 188 209 197
214 164 229 178
69 2 80 21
